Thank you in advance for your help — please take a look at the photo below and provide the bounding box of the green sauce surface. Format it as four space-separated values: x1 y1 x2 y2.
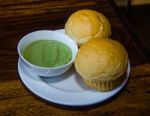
23 40 72 67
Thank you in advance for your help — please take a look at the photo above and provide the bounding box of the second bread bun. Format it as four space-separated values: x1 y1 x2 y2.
75 39 128 91
65 9 111 46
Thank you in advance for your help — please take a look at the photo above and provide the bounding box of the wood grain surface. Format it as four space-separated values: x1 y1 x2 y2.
0 0 150 115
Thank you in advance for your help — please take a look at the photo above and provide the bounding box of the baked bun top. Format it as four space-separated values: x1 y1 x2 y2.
75 39 128 80
65 9 111 46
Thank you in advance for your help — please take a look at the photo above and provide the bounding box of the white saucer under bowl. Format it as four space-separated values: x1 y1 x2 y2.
17 29 130 106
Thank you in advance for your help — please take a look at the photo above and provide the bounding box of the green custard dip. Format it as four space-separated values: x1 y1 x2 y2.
23 40 72 68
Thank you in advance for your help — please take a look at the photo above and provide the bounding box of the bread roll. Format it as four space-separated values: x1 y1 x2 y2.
75 39 128 91
65 9 111 46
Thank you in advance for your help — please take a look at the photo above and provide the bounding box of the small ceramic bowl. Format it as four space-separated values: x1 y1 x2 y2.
17 30 78 77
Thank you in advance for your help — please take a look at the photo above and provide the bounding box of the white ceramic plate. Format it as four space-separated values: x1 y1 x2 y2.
18 29 130 106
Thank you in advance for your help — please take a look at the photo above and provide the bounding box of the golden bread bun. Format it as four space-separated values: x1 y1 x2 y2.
75 39 128 91
65 9 111 46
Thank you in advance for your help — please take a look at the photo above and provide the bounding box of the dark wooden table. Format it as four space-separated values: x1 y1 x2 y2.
0 0 150 115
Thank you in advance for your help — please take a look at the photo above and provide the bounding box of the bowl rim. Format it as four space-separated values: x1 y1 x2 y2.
17 30 78 70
